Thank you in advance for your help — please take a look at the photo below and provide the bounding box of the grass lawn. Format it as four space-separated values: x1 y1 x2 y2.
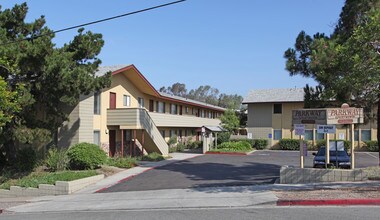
0 170 97 190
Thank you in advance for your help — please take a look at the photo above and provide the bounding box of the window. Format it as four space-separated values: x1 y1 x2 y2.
350 130 359 141
273 129 282 140
361 130 371 141
185 130 188 137
304 130 314 141
273 104 282 114
157 101 165 113
201 110 205 118
123 95 130 107
316 133 324 140
160 130 165 138
170 129 177 137
208 112 212 118
170 104 177 114
186 107 189 113
93 130 100 146
138 97 144 108
149 100 154 112
94 91 101 114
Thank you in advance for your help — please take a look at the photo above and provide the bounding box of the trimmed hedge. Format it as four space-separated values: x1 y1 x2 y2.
278 139 300 151
365 141 379 152
230 138 268 150
219 141 252 151
254 139 268 150
67 142 107 170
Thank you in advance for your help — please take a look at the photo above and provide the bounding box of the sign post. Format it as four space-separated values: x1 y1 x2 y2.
316 125 336 168
351 124 355 169
295 124 305 168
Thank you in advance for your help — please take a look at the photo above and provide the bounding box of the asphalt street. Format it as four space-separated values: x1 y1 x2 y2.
1 207 379 220
100 151 378 192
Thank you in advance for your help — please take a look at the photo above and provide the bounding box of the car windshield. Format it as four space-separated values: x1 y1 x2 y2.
316 148 348 157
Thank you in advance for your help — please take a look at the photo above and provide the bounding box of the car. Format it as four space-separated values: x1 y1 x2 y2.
312 146 351 169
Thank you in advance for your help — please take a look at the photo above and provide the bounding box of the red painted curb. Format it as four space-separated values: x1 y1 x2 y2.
277 199 380 206
205 151 247 156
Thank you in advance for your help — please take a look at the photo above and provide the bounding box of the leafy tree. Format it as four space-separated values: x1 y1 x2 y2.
159 82 243 110
0 3 111 160
220 109 239 133
284 0 380 165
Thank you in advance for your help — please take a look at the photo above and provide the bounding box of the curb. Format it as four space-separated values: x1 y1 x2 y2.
205 151 248 156
277 198 380 206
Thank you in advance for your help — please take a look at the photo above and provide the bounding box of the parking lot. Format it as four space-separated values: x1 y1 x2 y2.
100 151 379 193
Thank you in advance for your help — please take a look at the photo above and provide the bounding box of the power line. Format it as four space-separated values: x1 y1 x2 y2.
0 0 186 46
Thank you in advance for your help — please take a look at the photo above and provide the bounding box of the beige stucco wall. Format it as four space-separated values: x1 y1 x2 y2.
246 102 378 148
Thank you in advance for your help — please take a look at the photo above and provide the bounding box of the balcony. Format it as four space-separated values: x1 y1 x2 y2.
107 108 221 128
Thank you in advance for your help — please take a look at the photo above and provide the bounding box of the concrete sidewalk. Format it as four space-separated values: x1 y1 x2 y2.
76 152 201 194
6 186 278 213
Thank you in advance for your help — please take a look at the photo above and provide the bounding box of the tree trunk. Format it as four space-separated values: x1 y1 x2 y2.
378 99 380 166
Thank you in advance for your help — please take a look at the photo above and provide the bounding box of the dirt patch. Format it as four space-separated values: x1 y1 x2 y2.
96 165 125 177
274 187 380 200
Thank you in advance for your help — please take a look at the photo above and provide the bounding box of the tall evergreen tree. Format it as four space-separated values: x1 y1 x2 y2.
284 0 380 165
0 3 111 159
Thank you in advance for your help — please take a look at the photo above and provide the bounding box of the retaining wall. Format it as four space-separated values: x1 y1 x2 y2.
0 174 104 197
280 166 377 184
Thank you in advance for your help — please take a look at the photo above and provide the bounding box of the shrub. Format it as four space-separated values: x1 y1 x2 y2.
141 152 165 161
365 141 379 152
278 139 300 151
176 143 186 152
106 157 137 168
169 147 176 153
168 135 178 146
187 141 202 149
0 150 6 169
15 147 37 172
45 147 69 172
217 132 231 145
67 142 107 170
219 141 252 151
254 139 268 150
230 138 255 147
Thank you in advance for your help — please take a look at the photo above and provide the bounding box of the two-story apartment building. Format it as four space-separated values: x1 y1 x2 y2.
57 65 225 156
243 88 378 148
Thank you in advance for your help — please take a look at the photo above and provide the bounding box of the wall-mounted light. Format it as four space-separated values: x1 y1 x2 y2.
105 129 109 134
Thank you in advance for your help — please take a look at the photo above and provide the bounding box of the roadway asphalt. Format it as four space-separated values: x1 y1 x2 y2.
100 151 378 192
2 207 379 220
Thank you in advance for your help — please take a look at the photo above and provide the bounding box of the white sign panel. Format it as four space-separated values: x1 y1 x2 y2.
247 133 253 139
294 124 305 136
317 125 336 134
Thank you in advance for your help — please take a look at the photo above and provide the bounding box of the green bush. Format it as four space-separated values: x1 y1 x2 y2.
141 152 165 161
67 143 107 170
230 138 255 147
219 141 252 151
168 135 178 146
106 157 137 168
187 141 202 149
217 132 231 145
365 141 379 152
0 150 6 169
278 139 300 151
176 143 186 152
254 139 268 150
16 147 38 172
45 147 69 172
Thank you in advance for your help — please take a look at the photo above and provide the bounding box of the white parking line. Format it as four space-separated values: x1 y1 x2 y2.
364 152 378 159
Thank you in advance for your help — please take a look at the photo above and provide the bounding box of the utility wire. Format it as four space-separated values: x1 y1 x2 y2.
0 0 186 46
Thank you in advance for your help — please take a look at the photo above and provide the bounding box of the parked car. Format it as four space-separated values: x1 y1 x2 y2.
312 146 351 169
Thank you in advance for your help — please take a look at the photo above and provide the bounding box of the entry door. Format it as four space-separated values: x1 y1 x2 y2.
179 105 183 115
110 92 116 109
109 130 116 157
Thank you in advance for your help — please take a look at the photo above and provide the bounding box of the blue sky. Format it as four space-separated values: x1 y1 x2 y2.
2 0 345 97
